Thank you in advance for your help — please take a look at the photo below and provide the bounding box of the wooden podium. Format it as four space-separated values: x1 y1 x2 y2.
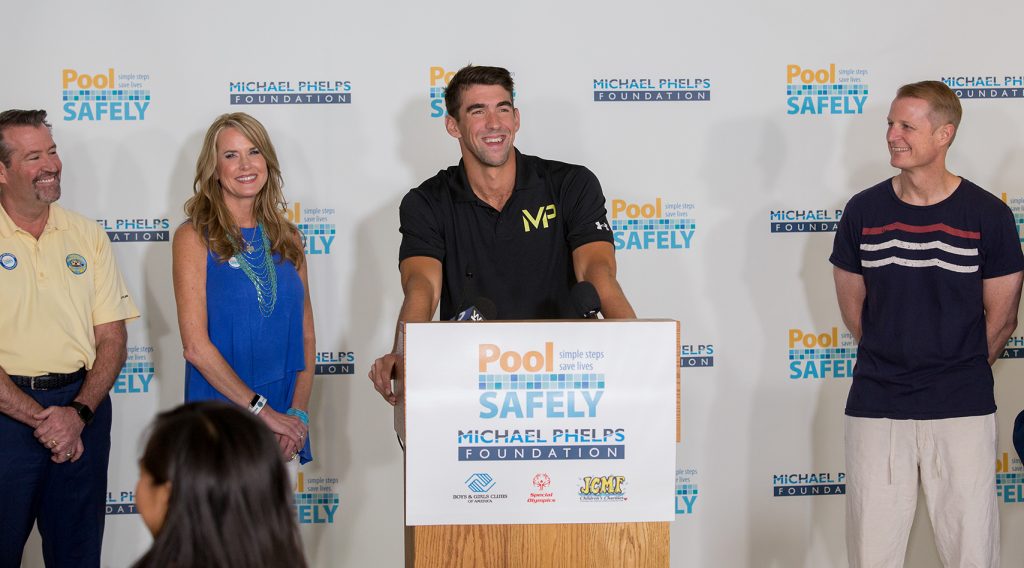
396 320 678 568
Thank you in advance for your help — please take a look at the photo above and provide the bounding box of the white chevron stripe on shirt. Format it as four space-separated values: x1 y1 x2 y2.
860 239 977 256
861 257 979 273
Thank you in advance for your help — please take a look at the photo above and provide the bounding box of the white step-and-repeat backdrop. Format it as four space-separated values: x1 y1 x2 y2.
7 1 1024 566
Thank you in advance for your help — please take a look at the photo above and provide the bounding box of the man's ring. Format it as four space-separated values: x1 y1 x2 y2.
290 453 298 461
48 440 57 449
64 451 73 458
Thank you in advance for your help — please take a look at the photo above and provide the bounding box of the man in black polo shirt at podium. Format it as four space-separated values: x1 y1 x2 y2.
368 64 635 404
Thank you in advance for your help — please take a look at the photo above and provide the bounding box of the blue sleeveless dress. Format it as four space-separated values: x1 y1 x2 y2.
184 226 312 463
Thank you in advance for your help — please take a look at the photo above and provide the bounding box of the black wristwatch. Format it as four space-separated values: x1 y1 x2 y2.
70 401 94 425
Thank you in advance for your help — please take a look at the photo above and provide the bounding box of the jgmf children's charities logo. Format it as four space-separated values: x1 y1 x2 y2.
229 80 351 105
786 64 868 115
675 468 699 515
284 202 336 255
769 208 842 233
579 474 627 502
106 487 136 515
772 472 845 497
943 75 1024 99
62 68 151 121
96 218 170 243
611 198 696 251
997 451 1024 504
114 345 155 395
593 77 711 102
294 472 341 524
316 351 355 375
681 342 714 368
1000 192 1024 244
788 327 856 380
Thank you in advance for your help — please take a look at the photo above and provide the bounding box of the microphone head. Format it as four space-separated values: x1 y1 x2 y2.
475 297 498 320
570 281 601 318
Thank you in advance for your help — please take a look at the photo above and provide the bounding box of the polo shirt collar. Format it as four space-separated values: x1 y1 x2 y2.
452 148 543 204
0 202 68 238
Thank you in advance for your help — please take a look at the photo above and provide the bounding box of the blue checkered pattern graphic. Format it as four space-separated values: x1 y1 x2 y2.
121 362 154 374
611 218 695 231
676 483 698 496
294 493 341 506
786 84 870 96
479 374 605 390
298 223 336 236
788 348 856 361
62 90 151 102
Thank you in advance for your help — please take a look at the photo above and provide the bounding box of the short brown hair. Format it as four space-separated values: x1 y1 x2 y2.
0 109 50 167
444 65 514 119
895 81 962 144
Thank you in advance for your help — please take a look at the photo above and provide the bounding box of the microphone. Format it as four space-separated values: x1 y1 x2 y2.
570 282 601 319
452 297 497 321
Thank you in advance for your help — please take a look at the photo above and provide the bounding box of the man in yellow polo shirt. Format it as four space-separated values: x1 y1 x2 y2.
0 109 139 568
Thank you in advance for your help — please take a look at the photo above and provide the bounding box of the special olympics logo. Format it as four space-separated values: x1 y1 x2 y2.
465 473 496 493
532 473 551 491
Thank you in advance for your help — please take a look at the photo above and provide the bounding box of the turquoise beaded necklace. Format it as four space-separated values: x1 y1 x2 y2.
227 224 277 317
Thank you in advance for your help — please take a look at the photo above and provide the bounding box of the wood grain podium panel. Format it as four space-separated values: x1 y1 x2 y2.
405 522 669 567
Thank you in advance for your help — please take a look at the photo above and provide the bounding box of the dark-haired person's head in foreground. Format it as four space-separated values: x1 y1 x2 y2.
132 402 307 568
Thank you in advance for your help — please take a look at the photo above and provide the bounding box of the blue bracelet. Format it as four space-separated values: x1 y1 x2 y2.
287 407 309 426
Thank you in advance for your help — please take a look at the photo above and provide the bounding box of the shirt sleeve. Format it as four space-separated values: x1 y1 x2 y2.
829 196 862 274
89 224 140 325
398 188 445 263
980 200 1024 279
560 166 614 250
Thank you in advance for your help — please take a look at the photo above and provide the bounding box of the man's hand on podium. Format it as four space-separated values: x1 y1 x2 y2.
368 353 400 405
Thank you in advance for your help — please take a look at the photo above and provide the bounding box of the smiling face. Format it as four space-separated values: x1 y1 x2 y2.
0 125 62 208
445 83 520 169
886 96 954 172
214 126 268 209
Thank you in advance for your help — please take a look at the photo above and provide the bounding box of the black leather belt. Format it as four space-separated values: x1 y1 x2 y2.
10 368 86 391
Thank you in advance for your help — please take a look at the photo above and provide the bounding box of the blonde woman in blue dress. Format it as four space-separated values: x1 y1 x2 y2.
172 112 314 464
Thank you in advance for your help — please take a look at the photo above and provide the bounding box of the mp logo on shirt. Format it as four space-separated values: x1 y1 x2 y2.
788 326 856 380
611 197 696 251
522 204 556 232
943 75 1024 100
284 202 336 255
786 64 868 116
62 68 151 121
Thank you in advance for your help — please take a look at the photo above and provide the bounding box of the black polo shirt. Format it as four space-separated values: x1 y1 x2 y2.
399 149 614 320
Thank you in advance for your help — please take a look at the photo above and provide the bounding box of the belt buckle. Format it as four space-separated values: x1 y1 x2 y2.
30 376 37 390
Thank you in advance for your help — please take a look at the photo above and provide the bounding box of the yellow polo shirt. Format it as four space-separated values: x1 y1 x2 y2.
0 202 140 376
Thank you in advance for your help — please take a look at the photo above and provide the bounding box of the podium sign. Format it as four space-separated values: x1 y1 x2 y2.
403 320 679 526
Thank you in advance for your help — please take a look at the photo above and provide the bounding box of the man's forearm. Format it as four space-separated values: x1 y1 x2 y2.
987 316 1018 365
0 366 46 427
75 324 128 410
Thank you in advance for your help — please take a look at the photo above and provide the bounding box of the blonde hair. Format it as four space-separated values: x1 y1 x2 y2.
896 81 963 145
186 112 303 267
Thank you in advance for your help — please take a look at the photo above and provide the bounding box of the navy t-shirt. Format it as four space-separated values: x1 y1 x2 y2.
830 178 1024 419
398 149 614 320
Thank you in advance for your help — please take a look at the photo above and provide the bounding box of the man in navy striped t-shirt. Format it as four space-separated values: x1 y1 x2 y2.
831 81 1024 568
